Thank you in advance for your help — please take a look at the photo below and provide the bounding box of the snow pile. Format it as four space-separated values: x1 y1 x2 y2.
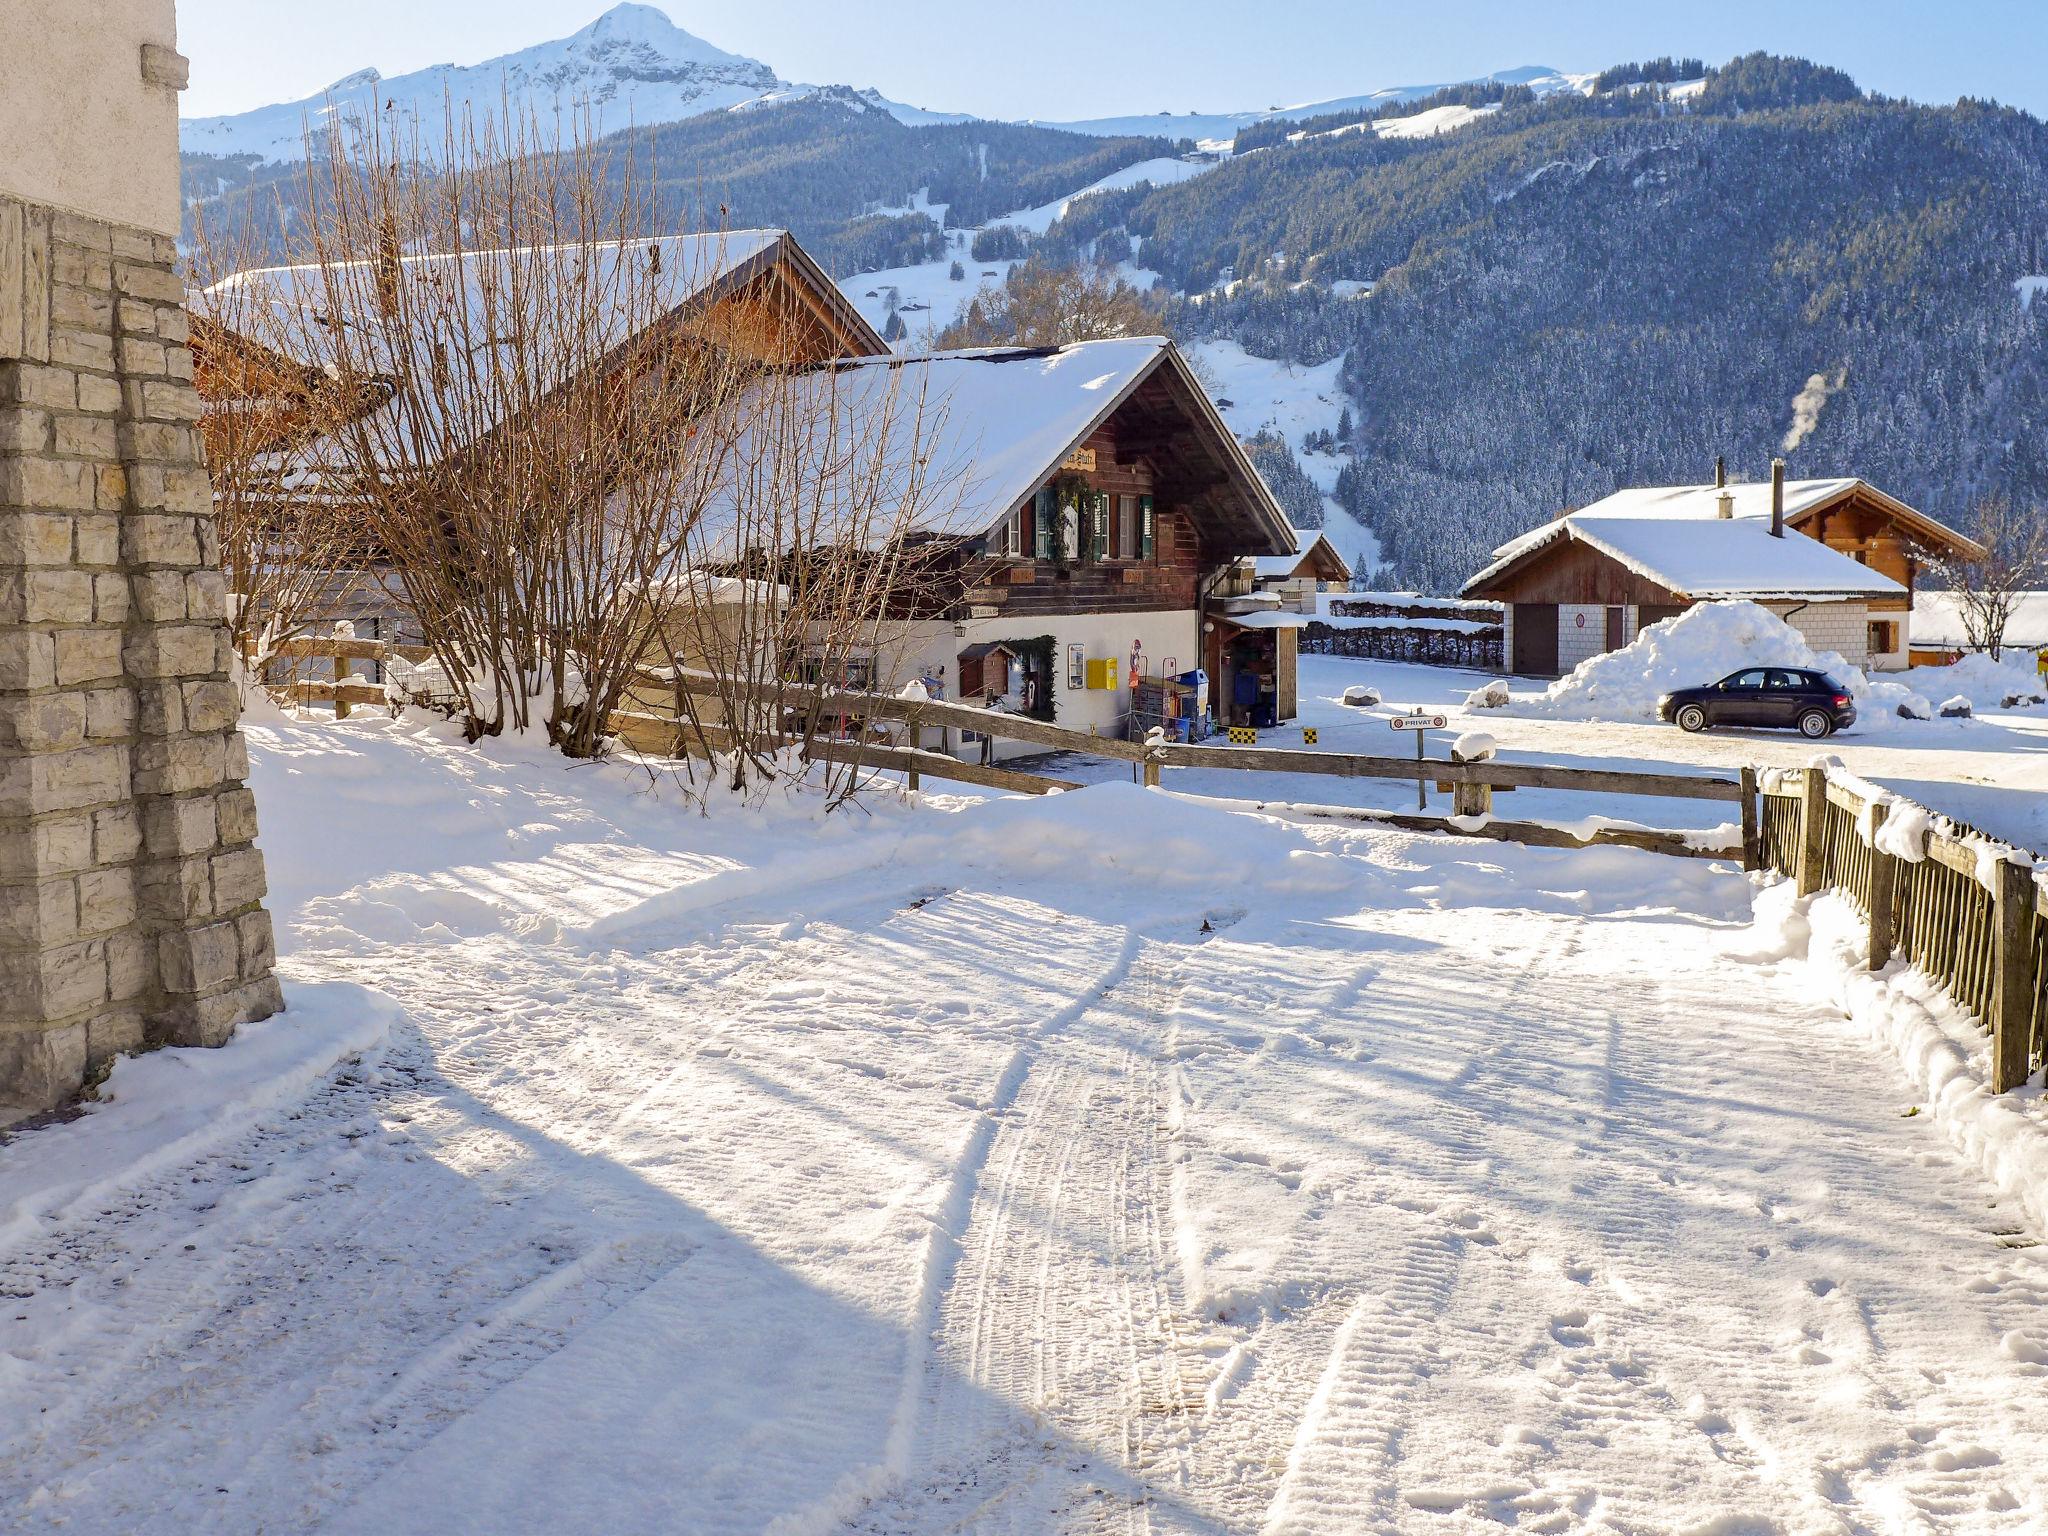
1940 695 1974 719
1746 883 2048 1239
1465 679 1511 709
1340 684 1380 707
1904 650 2048 711
1508 601 1930 733
1451 731 1496 761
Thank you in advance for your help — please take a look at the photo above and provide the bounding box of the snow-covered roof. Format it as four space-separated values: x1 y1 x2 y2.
699 338 1294 554
1251 526 1352 582
200 230 883 461
1465 513 1906 601
1551 477 1980 558
1912 591 2048 650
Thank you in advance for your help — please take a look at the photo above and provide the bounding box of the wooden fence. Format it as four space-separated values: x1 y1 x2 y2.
614 667 1750 863
1759 766 2045 1093
254 633 431 719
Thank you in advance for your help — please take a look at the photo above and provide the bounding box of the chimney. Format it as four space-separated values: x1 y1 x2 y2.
1714 454 1726 489
1770 457 1786 538
1717 491 1735 519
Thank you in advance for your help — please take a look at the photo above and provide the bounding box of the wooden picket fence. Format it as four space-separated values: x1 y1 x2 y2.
253 632 432 719
1758 766 2045 1093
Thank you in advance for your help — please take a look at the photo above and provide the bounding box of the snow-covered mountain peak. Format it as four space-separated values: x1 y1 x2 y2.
181 4 781 163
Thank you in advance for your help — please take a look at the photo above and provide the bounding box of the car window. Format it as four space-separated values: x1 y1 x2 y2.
1727 669 1768 688
1764 670 1800 689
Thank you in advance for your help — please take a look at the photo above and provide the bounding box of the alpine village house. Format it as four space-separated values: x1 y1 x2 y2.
192 230 1297 756
1463 460 1986 676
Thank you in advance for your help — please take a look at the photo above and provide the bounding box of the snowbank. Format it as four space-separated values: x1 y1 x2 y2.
1902 651 2048 712
1745 883 2048 1238
1507 601 1937 733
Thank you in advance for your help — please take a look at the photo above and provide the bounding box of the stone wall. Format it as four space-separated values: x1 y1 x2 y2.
1 199 280 1124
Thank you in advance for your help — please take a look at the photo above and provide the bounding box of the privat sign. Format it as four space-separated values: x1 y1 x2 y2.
1389 713 1447 731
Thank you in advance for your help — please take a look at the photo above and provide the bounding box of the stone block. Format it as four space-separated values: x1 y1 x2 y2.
113 261 187 305
0 877 74 946
48 328 116 373
92 573 129 623
105 928 151 1001
0 691 86 752
49 283 114 333
184 568 226 621
132 571 186 621
92 805 140 865
35 815 94 874
121 514 200 567
95 463 128 510
73 514 117 565
0 408 51 454
223 730 250 781
2 363 77 411
76 867 137 937
215 786 260 845
0 1024 87 1118
134 681 184 736
54 626 124 685
30 743 128 813
158 919 239 995
50 211 112 252
83 684 135 739
40 939 108 1019
182 678 240 733
132 732 224 796
0 630 56 689
124 623 217 680
86 1008 145 1064
211 846 267 911
153 973 283 1050
139 854 210 923
118 421 195 465
0 511 74 564
54 413 119 460
155 307 190 345
236 909 276 977
51 244 111 289
141 794 216 858
26 568 93 622
74 372 119 415
2 455 95 511
117 336 167 378
140 381 202 423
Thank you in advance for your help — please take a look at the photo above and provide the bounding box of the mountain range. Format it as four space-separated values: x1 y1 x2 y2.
178 3 1586 162
177 10 2048 597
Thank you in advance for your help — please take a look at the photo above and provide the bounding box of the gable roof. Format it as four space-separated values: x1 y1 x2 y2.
1252 526 1353 582
196 229 885 462
1558 477 1983 560
700 337 1295 555
1464 513 1907 602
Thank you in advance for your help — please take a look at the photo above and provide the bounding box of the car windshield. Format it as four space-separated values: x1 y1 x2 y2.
1721 669 1768 688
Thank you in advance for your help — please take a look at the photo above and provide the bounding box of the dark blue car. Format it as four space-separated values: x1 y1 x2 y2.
1657 667 1856 738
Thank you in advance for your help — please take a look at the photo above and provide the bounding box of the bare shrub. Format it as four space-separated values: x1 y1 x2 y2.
1918 497 2048 660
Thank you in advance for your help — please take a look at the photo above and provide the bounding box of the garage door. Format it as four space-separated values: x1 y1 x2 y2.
1512 604 1559 676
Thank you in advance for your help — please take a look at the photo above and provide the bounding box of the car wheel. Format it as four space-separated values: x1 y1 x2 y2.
1676 704 1707 733
1798 708 1833 738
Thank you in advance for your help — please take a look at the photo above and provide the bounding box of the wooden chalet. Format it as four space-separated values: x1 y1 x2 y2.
191 229 884 677
706 337 1296 753
1463 463 1985 677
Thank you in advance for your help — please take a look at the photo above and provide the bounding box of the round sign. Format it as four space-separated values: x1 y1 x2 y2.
1575 612 1586 628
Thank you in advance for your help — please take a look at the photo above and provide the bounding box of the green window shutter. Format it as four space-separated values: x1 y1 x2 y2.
1091 494 1109 561
1034 488 1055 559
1140 495 1155 559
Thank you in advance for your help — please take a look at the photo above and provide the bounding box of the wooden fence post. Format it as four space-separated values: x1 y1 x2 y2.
1991 856 2035 1093
1866 799 1895 970
331 640 352 721
1738 765 1759 872
1795 767 1827 897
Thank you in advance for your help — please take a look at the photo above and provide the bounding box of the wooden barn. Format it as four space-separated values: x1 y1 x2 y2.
1463 463 1984 677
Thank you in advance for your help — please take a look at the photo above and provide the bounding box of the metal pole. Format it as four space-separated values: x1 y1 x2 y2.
1415 708 1425 810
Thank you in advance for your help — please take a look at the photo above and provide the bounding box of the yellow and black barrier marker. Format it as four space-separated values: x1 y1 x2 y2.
1228 726 1258 745
1302 727 1318 745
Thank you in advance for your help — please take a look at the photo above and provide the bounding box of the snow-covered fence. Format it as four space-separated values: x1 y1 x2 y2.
1758 767 2044 1094
259 631 434 720
619 668 1749 861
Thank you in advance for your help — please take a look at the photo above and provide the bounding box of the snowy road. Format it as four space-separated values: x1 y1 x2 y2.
3 716 2046 1533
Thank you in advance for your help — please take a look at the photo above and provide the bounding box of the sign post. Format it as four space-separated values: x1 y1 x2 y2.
1389 708 1448 809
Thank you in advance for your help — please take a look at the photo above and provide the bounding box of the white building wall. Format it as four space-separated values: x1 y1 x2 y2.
1555 604 1608 674
0 0 185 237
1768 601 1870 669
1500 604 1516 675
868 609 1203 760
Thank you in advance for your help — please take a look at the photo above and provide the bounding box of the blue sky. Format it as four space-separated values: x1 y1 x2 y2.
177 0 2048 122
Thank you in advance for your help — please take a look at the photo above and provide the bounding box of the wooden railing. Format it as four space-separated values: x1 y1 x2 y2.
257 632 432 719
612 668 1751 862
1759 766 2045 1093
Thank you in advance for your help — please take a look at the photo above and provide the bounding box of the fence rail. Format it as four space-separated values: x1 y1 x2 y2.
614 669 1748 863
1758 766 2044 1093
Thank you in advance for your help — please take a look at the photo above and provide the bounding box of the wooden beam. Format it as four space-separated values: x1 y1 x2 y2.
1739 765 1760 873
1867 798 1897 970
1992 855 2036 1093
1796 767 1828 897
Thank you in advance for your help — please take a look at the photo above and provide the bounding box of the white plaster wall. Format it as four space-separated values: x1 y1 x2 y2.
870 610 1202 759
1500 605 1516 675
0 0 184 236
1556 604 1608 674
